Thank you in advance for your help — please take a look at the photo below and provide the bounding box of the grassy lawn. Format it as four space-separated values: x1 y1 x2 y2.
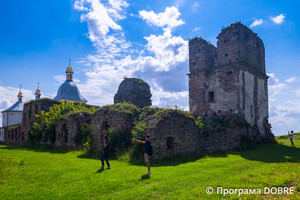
0 136 299 199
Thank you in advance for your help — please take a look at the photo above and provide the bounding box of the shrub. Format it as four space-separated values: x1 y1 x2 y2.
44 124 56 144
28 123 42 144
108 102 139 115
195 116 204 132
28 102 96 145
75 123 93 152
131 120 148 159
106 128 133 157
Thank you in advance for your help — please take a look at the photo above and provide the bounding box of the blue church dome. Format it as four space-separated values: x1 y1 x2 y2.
54 64 87 102
54 80 87 102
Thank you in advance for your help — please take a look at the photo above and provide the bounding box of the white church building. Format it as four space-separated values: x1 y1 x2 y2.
0 89 24 142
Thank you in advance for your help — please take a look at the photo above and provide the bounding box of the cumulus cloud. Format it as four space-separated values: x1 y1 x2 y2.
269 98 300 135
267 73 286 96
250 18 263 28
74 0 128 46
267 73 300 135
139 6 185 32
286 76 296 83
151 81 188 108
143 30 188 71
74 4 189 109
108 0 129 11
270 14 285 25
74 0 131 67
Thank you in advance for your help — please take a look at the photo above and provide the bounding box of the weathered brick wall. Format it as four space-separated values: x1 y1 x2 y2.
53 112 91 147
216 22 265 73
91 108 138 151
146 112 259 159
188 38 217 117
21 99 61 142
189 38 217 73
4 125 22 144
206 128 247 153
147 111 204 159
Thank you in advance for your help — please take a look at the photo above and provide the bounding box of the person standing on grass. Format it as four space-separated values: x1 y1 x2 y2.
132 134 152 175
289 131 296 148
101 135 110 170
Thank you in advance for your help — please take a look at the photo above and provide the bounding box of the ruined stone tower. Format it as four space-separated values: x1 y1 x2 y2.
114 78 152 108
189 22 271 138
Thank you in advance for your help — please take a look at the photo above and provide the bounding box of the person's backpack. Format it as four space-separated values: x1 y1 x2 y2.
148 141 153 156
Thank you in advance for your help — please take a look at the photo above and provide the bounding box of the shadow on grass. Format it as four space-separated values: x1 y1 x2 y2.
0 144 70 154
139 174 150 181
128 151 228 167
2 142 298 166
77 153 102 160
95 169 104 174
232 142 300 163
77 150 228 167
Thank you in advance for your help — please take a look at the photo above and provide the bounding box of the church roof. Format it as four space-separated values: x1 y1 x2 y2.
54 80 87 102
2 101 24 113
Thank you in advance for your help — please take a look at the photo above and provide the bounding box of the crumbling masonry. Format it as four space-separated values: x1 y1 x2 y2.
188 22 272 140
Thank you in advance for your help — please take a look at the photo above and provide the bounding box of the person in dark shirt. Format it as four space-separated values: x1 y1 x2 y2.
100 135 110 170
132 134 151 175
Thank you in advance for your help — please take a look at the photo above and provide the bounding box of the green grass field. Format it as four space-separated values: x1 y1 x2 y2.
0 135 299 200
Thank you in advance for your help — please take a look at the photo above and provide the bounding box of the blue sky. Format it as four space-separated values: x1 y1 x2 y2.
0 0 300 136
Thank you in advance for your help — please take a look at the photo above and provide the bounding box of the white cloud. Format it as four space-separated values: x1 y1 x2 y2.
269 98 300 135
74 0 90 11
296 89 300 97
54 75 65 84
151 81 188 108
192 27 200 31
143 30 188 71
139 6 185 32
286 76 296 83
250 18 263 28
74 4 189 109
74 0 128 42
267 73 279 84
270 14 285 25
267 73 286 96
54 75 81 85
192 2 200 8
108 0 129 11
267 73 300 135
269 83 286 96
174 0 186 7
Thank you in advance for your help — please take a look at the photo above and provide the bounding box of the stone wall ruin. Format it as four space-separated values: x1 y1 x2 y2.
114 78 152 108
189 22 273 140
